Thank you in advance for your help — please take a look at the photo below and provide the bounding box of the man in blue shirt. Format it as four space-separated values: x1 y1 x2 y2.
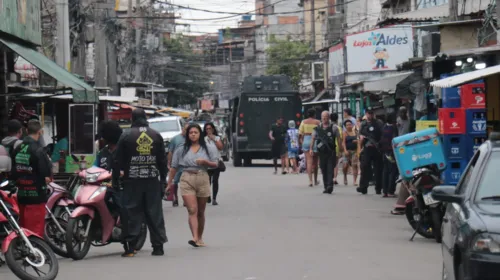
167 122 189 207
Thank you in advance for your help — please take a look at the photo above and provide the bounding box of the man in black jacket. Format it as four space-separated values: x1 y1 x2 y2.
357 108 384 195
113 109 168 257
11 120 52 237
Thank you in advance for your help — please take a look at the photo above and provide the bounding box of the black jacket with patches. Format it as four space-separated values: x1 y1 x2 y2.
112 119 167 185
11 136 52 204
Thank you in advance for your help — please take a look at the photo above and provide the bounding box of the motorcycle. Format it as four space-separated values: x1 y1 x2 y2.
43 180 76 258
0 180 59 280
402 166 445 243
65 166 147 260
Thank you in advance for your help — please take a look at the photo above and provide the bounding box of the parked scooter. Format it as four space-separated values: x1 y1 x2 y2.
0 180 59 280
65 166 147 260
43 180 76 258
402 166 445 243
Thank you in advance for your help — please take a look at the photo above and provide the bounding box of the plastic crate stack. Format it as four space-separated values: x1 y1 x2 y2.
438 73 487 185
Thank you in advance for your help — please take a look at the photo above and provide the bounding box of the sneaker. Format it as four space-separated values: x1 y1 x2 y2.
212 200 218 206
121 242 136 257
152 246 164 256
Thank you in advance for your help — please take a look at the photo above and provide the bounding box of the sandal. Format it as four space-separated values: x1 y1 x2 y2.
188 240 199 247
197 240 206 247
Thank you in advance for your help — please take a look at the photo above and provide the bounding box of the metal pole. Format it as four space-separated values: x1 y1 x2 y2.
56 0 71 71
310 0 315 51
135 0 142 80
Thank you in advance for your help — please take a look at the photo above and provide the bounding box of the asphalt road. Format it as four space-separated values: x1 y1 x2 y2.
1 162 442 280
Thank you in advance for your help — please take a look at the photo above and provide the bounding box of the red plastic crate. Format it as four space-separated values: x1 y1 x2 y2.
438 108 466 134
460 83 485 109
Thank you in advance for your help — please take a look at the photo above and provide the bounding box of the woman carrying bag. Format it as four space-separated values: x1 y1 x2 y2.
203 122 224 206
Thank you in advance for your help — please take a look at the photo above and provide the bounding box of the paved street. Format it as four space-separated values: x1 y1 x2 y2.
1 162 442 280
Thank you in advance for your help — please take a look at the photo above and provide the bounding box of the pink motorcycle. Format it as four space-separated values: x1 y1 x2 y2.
64 167 147 260
43 180 76 258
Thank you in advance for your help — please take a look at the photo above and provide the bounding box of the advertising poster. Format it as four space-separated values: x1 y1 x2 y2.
328 43 345 83
345 26 414 72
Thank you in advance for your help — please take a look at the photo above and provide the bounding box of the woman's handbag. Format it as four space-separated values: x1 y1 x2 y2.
218 159 226 172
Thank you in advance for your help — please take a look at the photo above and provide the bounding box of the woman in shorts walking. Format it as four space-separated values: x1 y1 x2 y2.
299 109 320 187
168 123 219 247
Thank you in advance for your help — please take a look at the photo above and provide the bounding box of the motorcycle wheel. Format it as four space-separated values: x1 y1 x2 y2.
5 236 59 280
430 207 443 243
135 223 148 251
44 217 69 258
405 202 434 239
65 215 93 260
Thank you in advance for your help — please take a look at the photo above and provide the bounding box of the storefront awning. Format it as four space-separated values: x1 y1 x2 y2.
0 38 98 103
302 99 338 106
363 72 413 92
430 65 500 88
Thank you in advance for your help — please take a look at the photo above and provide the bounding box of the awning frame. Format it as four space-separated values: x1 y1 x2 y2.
430 65 500 88
0 38 98 103
363 72 414 93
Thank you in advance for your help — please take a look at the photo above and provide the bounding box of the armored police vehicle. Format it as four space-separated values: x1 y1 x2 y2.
230 75 302 166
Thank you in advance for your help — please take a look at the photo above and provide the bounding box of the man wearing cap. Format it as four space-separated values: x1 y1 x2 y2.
357 108 384 195
113 109 168 257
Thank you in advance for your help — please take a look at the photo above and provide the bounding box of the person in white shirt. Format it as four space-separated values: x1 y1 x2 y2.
203 122 224 206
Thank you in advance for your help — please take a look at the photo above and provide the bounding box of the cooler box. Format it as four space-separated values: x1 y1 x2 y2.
465 134 487 159
442 87 461 108
441 160 468 185
392 128 447 179
460 83 485 109
442 135 467 159
439 108 466 134
416 120 438 132
465 109 487 135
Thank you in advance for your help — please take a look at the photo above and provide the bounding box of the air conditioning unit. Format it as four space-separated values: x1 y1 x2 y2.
311 62 324 82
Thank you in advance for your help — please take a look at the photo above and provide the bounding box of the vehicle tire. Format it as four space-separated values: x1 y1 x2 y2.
5 236 59 280
135 223 148 251
65 215 93 260
430 207 443 243
233 148 242 167
456 262 465 280
243 157 252 166
44 217 69 258
405 202 434 239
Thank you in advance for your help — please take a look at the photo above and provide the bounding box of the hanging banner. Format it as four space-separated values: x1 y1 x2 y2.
345 26 414 73
328 43 344 84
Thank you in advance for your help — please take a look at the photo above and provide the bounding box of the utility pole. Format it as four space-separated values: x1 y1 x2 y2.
56 0 71 71
135 0 142 81
94 1 108 89
310 0 316 52
94 1 119 95
449 0 458 21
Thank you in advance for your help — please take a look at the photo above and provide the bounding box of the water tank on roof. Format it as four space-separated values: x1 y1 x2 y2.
242 15 251 21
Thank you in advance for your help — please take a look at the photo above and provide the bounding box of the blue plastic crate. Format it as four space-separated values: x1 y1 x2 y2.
442 87 461 108
465 109 487 135
392 128 447 179
442 135 467 159
441 160 468 185
465 134 487 159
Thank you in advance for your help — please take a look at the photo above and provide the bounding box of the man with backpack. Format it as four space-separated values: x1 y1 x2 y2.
310 111 341 194
0 120 24 173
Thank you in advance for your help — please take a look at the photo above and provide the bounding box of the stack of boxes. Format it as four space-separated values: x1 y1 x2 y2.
438 75 486 185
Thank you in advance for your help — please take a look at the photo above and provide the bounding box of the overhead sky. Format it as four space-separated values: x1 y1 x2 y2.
172 0 255 35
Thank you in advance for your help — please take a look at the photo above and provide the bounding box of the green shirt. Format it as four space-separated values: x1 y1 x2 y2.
51 137 69 163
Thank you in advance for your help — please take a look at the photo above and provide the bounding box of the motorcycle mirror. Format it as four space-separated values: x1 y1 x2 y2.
0 181 9 188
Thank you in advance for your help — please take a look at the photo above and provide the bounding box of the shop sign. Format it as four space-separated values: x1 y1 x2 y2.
345 26 414 73
328 43 344 83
